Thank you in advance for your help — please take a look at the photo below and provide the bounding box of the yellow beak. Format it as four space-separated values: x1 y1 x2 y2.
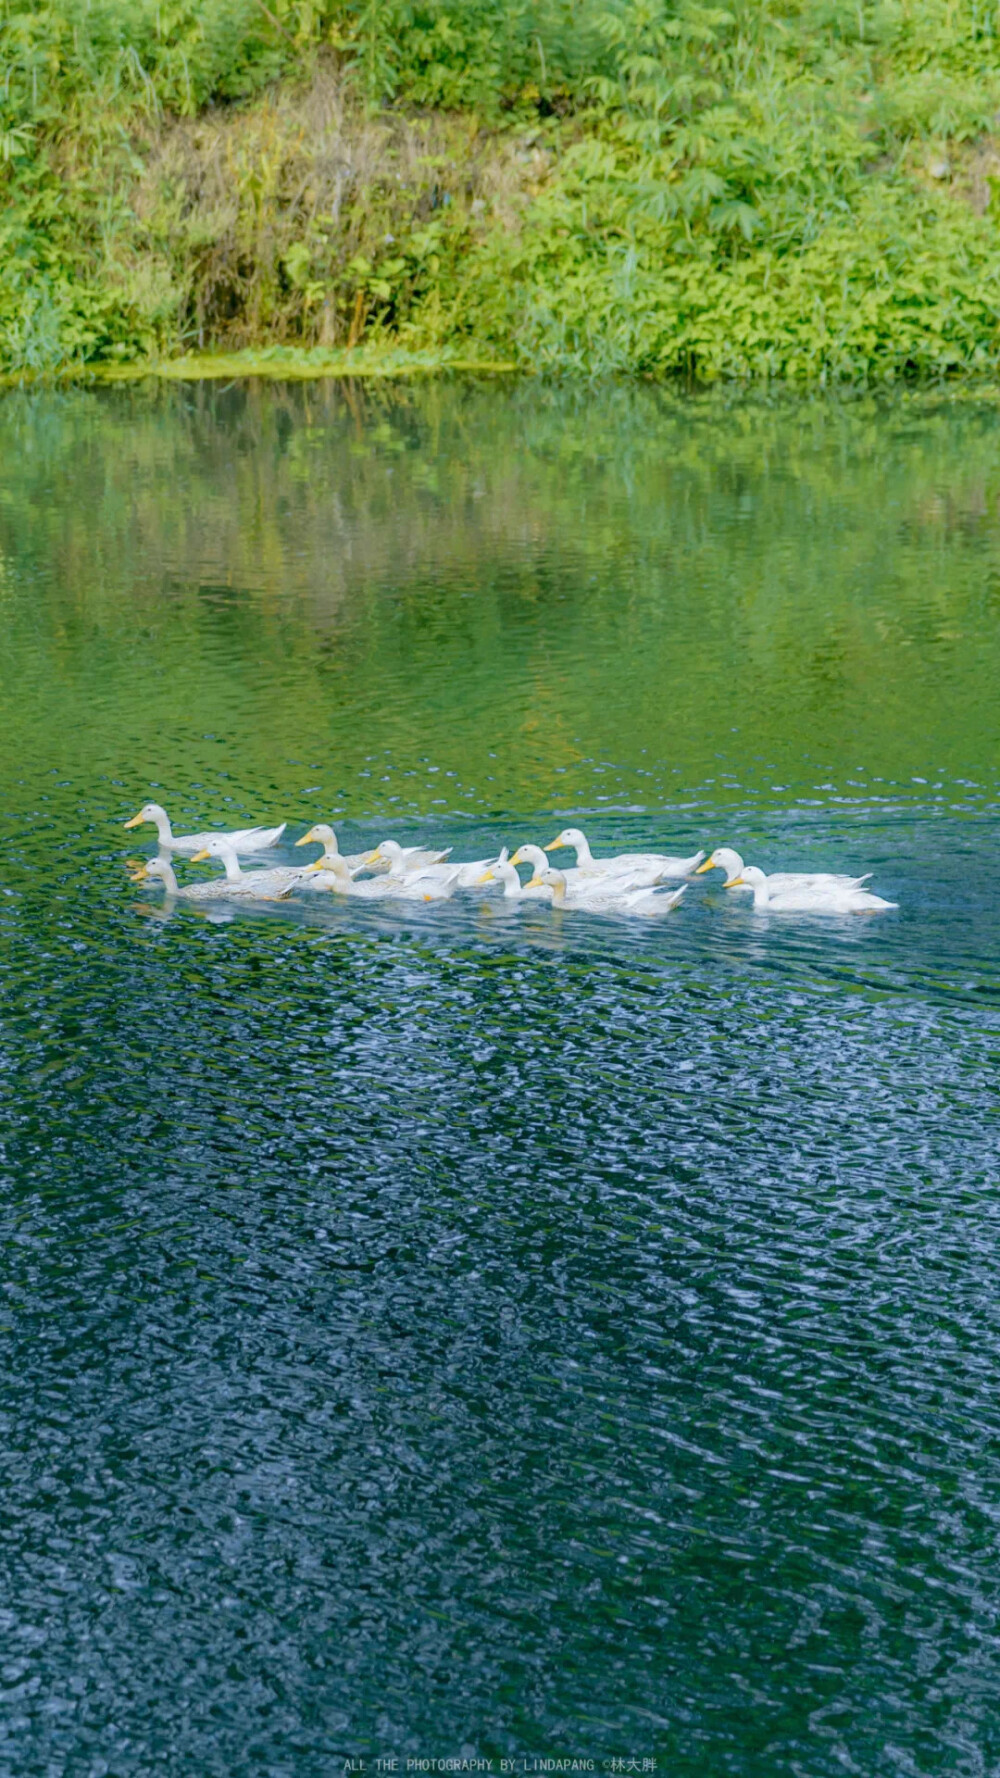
693 858 716 875
304 860 325 874
473 869 495 885
123 812 145 830
362 849 383 865
295 829 317 847
543 838 565 851
190 848 212 863
725 875 745 888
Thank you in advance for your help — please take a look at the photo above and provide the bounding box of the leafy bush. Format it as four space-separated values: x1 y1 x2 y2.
3 0 1000 378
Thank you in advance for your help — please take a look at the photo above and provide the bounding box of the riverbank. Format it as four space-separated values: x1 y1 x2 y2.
5 3 1000 385
9 346 515 388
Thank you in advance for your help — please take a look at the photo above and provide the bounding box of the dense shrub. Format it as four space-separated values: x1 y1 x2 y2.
3 0 1000 378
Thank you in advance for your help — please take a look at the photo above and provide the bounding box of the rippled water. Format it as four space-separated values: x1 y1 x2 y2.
2 380 1000 1776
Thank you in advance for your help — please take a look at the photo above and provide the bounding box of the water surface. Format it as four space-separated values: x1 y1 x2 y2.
1 380 999 1776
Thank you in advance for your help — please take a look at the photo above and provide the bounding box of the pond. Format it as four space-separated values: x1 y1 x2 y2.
1 378 999 1776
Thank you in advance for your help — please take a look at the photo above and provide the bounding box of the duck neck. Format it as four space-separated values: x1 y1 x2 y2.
498 863 523 897
217 845 243 883
571 835 594 867
520 846 548 874
751 878 771 910
151 806 173 847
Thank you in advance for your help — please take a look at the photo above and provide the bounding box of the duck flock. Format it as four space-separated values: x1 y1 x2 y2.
124 802 897 917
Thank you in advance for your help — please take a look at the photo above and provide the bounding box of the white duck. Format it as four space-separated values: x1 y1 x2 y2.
294 823 368 873
512 843 657 897
451 857 504 888
400 852 500 890
189 838 311 896
730 864 896 914
360 838 453 875
124 801 286 856
306 855 455 901
695 847 871 892
130 855 294 902
533 867 687 917
545 827 705 881
475 851 555 902
360 837 500 889
509 843 600 890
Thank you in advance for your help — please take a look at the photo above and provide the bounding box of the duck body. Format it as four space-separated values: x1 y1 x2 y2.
380 868 456 902
189 839 308 898
307 856 455 902
695 848 871 892
360 839 453 876
534 868 687 917
732 865 896 914
446 857 503 889
383 855 496 891
124 801 285 856
545 827 705 882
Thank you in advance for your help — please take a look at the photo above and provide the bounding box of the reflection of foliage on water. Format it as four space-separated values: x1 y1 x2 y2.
0 381 998 816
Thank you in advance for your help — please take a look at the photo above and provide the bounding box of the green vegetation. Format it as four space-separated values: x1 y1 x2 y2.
4 1 1000 381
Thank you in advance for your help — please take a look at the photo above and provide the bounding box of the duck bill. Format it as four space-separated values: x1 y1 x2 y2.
295 830 317 847
693 858 715 875
304 860 325 874
543 839 564 851
724 876 745 888
190 848 212 863
123 812 145 830
473 871 495 885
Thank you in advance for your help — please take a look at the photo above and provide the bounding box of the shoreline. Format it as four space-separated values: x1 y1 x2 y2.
0 346 520 390
3 352 1000 403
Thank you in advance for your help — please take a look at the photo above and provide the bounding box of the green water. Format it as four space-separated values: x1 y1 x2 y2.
1 380 999 1776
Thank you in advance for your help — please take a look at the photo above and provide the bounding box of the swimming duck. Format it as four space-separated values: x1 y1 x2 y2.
360 838 453 875
509 843 597 890
306 855 455 901
729 865 897 914
130 855 295 902
694 848 871 891
545 828 705 881
533 868 687 917
124 801 285 856
475 851 555 902
513 843 659 898
189 838 312 897
294 824 368 873
360 838 500 888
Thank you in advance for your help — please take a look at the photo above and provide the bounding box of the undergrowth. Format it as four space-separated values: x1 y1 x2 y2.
3 0 1000 380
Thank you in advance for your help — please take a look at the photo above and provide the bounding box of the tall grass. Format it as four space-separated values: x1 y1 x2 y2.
3 0 1000 378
